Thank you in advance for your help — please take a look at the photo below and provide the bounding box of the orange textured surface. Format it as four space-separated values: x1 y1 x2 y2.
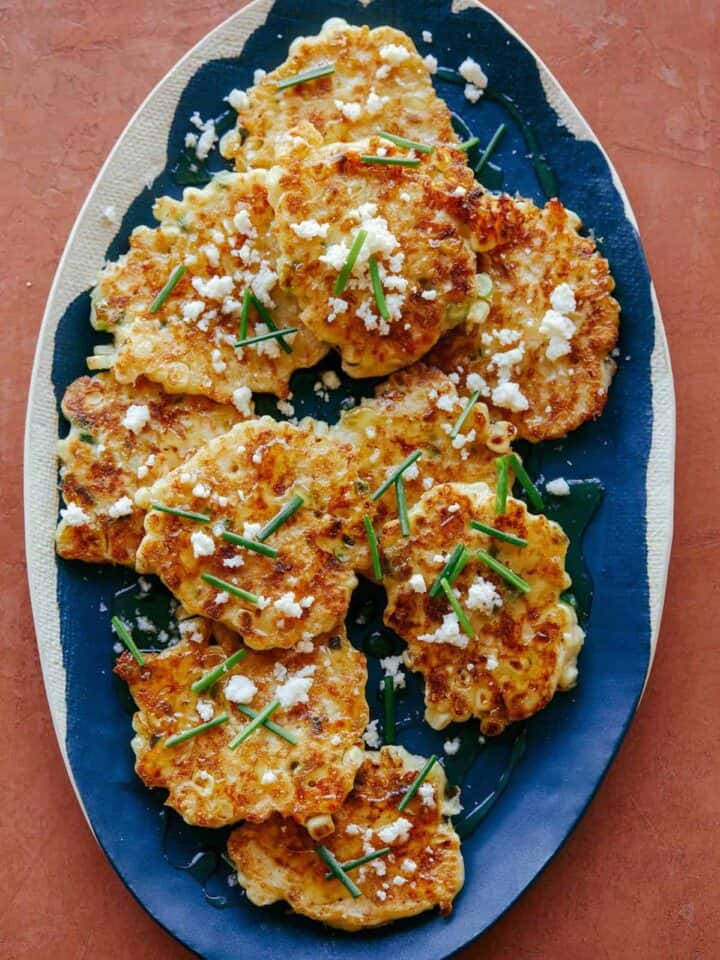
2 1 718 958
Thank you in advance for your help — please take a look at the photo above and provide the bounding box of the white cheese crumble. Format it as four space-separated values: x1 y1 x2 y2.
418 611 470 648
423 54 438 74
362 719 381 749
261 769 278 784
377 817 413 845
196 700 214 722
242 521 262 541
491 381 529 412
422 29 433 42
409 573 427 593
108 496 134 519
334 99 363 121
231 386 253 416
540 309 577 361
276 673 313 709
192 275 234 301
546 477 571 496
550 283 576 314
60 503 90 526
401 857 418 874
379 654 406 690
225 674 258 704
379 43 410 65
122 404 151 433
443 737 461 756
273 592 304 618
459 56 488 90
418 782 435 807
253 68 267 84
225 88 249 112
466 576 503 614
190 530 215 558
290 219 330 240
464 83 483 103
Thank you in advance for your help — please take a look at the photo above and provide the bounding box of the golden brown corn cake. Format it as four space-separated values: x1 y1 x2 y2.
221 18 457 170
266 136 519 378
56 374 245 567
227 745 464 930
114 622 367 828
332 363 516 531
89 170 327 401
135 417 372 648
428 197 620 440
381 481 584 734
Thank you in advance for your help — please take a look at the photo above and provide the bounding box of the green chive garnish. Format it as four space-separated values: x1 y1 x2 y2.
235 326 298 349
440 577 474 638
450 390 481 439
333 229 367 296
459 136 479 151
201 573 260 605
395 475 410 536
377 130 434 154
256 493 304 542
234 704 298 745
476 123 506 175
238 288 251 340
111 615 145 666
369 255 390 321
476 549 531 593
469 520 528 548
383 675 395 745
370 450 422 501
475 272 493 299
428 543 465 599
324 847 391 878
495 457 509 515
151 503 210 523
508 453 545 512
149 264 185 313
276 63 335 90
221 530 278 558
363 514 382 580
397 755 438 812
229 699 280 749
165 712 230 747
79 431 94 444
316 845 362 898
248 293 292 354
191 648 248 694
360 155 421 167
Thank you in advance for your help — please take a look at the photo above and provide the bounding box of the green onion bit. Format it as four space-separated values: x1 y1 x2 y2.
151 503 210 523
469 520 528 548
235 704 297 745
369 255 390 321
191 648 248 694
229 699 280 749
238 288 251 340
249 292 293 354
235 326 298 349
476 549 531 593
333 229 367 296
450 390 481 440
276 63 335 90
495 456 509 515
377 130 434 154
149 264 185 313
371 450 422 501
459 136 480 151
201 573 260 605
256 493 304 542
111 615 145 667
324 847 391 878
476 123 507 175
363 514 382 580
316 845 362 898
475 272 493 299
165 712 230 748
221 530 278 558
508 453 545 512
360 155 421 167
383 675 395 745
429 543 466 599
398 755 438 812
440 577 474 638
395 475 410 536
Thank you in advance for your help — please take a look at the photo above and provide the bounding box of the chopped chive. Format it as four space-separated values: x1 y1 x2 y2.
383 675 395 745
440 577 474 638
256 493 304 542
369 255 390 321
238 288 251 340
221 530 278 558
249 293 292 354
475 272 493 299
428 544 465 599
111 615 145 666
508 453 545 512
201 573 260 605
316 845 362 898
234 704 298 745
229 699 280 749
151 503 210 523
78 431 94 444
191 648 248 694
449 545 470 585
459 136 480 151
495 456 509 515
324 847 391 878
333 229 367 295
360 155 421 167
469 520 528 548
450 390 481 440
377 130 434 154
235 325 298 350
165 712 230 747
398 755 438 812
395 476 410 536
476 549 531 593
363 514 382 580
276 63 335 90
476 123 506 175
370 450 422 501
149 264 185 313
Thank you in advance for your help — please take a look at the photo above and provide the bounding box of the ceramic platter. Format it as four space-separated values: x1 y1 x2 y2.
24 1 674 957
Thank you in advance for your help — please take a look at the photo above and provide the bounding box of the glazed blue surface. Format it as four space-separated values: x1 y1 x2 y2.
50 2 656 957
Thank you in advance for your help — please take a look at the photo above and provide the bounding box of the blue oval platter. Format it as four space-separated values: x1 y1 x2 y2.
24 1 675 958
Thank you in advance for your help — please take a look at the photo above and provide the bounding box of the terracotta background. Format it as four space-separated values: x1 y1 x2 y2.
1 0 718 957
